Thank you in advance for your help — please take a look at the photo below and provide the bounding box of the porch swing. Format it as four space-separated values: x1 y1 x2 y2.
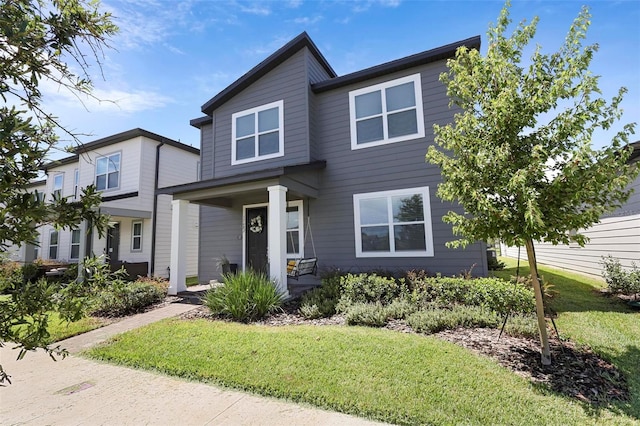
286 214 318 280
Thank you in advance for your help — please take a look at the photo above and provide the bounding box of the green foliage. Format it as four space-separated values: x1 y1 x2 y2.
204 270 283 322
410 276 535 315
488 257 506 271
426 2 637 250
407 306 500 334
383 299 418 320
0 0 117 382
89 281 165 317
299 276 342 319
337 273 407 312
344 302 388 327
502 314 539 339
601 256 640 296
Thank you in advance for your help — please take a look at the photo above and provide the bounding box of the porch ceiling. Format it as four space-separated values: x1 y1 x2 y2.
157 161 326 207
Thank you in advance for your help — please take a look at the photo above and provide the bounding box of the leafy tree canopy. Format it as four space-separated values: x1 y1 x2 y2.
427 1 637 250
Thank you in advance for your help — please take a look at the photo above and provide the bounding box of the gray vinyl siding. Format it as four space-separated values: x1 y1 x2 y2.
307 50 333 162
310 61 487 276
502 175 640 278
200 122 214 180
198 204 244 282
210 49 310 178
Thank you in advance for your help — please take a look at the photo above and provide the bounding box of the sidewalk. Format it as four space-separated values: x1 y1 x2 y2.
0 302 386 426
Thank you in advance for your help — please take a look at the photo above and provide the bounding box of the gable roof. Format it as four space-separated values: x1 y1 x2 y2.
311 35 480 93
200 32 336 116
43 128 199 171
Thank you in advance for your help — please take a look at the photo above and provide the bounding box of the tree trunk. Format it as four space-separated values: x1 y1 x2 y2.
525 239 552 366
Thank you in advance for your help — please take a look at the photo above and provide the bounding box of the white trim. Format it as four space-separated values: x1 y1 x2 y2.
353 186 434 258
95 151 122 191
73 168 79 199
349 73 425 150
231 100 285 165
286 200 304 259
131 220 143 252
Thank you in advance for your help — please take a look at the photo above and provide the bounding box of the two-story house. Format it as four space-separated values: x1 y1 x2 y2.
160 32 487 297
29 128 200 279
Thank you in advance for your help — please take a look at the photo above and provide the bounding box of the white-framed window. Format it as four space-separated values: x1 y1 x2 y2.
70 229 81 259
49 230 59 259
52 174 63 199
73 169 79 199
353 186 434 257
33 232 40 259
349 73 425 150
96 152 121 191
231 100 284 165
131 221 143 252
286 200 304 258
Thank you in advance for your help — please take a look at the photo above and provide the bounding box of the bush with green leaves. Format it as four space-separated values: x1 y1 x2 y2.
601 256 640 296
299 275 342 319
502 314 539 339
337 273 408 312
89 281 164 317
407 306 500 334
344 302 388 327
410 277 534 315
204 270 283 322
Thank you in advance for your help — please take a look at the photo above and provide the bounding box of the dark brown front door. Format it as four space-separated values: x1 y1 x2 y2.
106 223 120 266
246 207 268 274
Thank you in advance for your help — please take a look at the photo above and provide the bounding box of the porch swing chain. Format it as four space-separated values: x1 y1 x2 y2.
304 213 317 258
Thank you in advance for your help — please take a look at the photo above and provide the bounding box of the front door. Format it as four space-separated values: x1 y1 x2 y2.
246 207 268 274
106 223 120 266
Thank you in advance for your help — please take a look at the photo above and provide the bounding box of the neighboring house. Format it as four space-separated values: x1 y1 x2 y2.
160 32 487 297
1 179 47 263
501 141 640 278
8 129 201 279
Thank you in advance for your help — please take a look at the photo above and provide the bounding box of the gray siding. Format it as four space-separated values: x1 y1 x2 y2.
210 49 311 178
310 61 487 276
200 122 214 180
307 49 333 162
502 175 640 278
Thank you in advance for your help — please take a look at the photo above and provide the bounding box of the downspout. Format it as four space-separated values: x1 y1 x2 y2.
150 141 165 276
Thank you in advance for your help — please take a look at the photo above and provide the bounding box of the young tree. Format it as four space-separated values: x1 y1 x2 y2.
1 0 117 383
426 2 637 365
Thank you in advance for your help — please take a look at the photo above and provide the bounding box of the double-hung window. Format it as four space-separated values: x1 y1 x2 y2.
286 200 303 258
232 100 284 165
131 221 143 252
49 230 59 259
70 229 81 259
96 153 120 191
73 169 79 199
353 187 434 257
53 174 63 199
349 74 425 149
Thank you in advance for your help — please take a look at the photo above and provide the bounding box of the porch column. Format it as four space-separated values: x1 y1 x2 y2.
267 185 289 298
168 199 189 295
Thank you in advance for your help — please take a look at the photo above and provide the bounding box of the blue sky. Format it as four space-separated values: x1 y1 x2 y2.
44 0 640 157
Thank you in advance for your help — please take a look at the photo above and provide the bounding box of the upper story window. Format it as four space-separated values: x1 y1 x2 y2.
353 186 434 258
349 74 425 150
73 169 79 199
231 100 284 165
96 152 121 191
53 174 63 199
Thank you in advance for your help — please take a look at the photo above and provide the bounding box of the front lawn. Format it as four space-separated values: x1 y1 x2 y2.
492 257 640 419
87 257 640 425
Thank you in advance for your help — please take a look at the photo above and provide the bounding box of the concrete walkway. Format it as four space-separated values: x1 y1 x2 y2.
0 302 386 426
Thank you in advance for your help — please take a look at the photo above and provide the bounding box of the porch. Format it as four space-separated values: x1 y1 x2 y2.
157 161 326 299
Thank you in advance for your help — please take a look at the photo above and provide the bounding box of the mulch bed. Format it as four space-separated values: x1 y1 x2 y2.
178 299 629 406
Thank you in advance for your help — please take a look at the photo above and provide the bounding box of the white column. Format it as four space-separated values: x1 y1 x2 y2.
267 185 289 298
168 199 189 295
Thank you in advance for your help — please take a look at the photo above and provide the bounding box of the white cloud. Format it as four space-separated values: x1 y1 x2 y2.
239 3 271 16
352 0 402 13
243 35 295 57
287 0 303 8
293 15 322 25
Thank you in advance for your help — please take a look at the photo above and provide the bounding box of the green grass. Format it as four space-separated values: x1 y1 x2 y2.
186 276 199 287
492 257 640 419
45 312 106 343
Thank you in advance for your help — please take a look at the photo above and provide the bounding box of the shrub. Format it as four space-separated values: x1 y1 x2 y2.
135 276 169 294
410 277 535 315
337 273 407 312
601 256 640 296
384 299 417 320
0 261 24 293
204 270 283 322
502 314 539 339
487 257 506 270
299 277 341 319
407 306 500 334
344 303 388 327
90 281 164 317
